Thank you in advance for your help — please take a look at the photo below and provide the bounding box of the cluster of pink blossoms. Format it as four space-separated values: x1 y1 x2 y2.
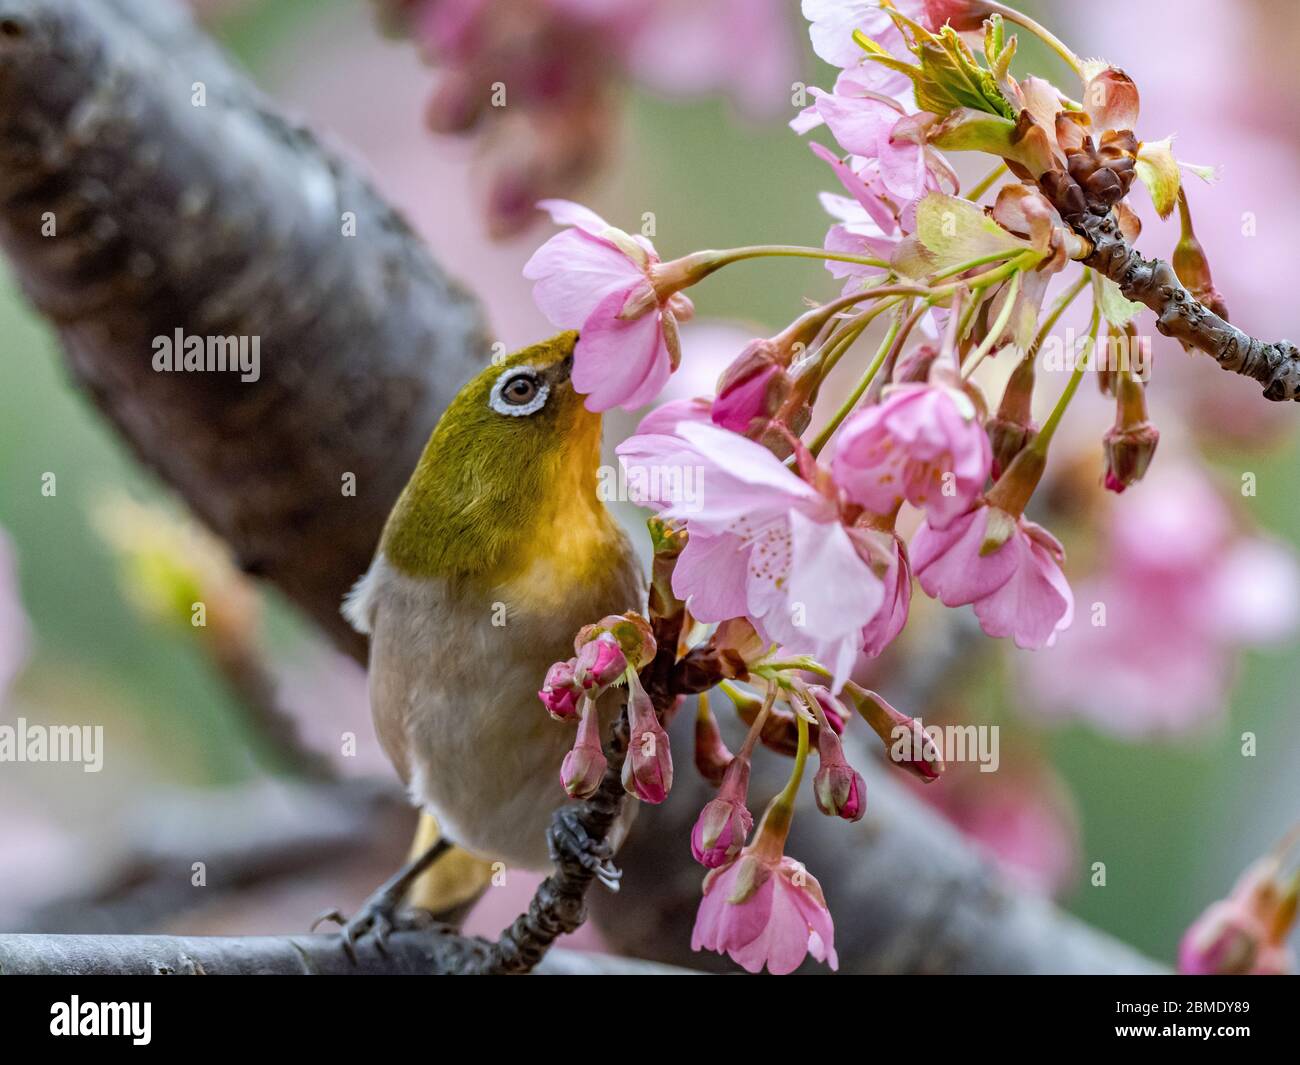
524 0 1287 973
376 0 796 235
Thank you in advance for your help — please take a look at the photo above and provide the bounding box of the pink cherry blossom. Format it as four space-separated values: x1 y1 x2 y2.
834 383 992 530
819 190 899 292
911 505 1074 649
801 0 931 76
852 527 912 658
523 199 694 411
811 81 942 205
617 421 884 688
696 842 837 972
923 768 1080 897
634 396 714 438
692 851 838 974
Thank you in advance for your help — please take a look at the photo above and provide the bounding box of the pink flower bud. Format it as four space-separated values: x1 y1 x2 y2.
691 754 753 866
694 699 734 786
846 686 944 782
574 612 657 671
574 632 626 691
922 0 999 32
1102 371 1158 494
622 679 673 804
1102 422 1159 493
987 415 1038 481
691 797 753 868
561 699 607 799
712 341 790 436
812 725 865 822
538 659 582 720
1178 900 1269 975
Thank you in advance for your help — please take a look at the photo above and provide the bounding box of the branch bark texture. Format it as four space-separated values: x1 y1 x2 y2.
0 934 692 975
1040 173 1300 401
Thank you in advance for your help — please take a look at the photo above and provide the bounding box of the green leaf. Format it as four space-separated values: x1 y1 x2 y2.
861 15 1015 121
1135 137 1181 220
913 22 1016 120
896 192 1035 276
989 30 1017 84
929 109 1053 176
1093 272 1144 328
984 13 1005 64
853 29 922 84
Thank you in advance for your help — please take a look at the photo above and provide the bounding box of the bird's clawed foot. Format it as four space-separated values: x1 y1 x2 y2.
311 888 438 962
311 836 452 962
548 806 622 892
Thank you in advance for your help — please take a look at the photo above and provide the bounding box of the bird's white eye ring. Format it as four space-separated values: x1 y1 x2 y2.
489 367 550 417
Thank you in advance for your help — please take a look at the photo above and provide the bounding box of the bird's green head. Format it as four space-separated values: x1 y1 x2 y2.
381 331 616 586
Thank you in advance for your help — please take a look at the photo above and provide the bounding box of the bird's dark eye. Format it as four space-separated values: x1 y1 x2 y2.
489 367 550 416
504 374 539 405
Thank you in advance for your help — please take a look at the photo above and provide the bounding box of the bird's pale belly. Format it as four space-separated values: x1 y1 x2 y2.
352 551 641 871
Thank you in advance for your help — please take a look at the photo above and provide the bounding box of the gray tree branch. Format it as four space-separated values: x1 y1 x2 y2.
0 933 694 975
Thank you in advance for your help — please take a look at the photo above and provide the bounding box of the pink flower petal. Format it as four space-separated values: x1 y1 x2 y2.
572 288 672 412
673 532 752 623
911 508 1019 607
523 229 646 329
535 198 611 235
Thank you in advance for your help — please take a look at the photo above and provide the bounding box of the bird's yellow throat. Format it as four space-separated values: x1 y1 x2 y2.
378 338 621 604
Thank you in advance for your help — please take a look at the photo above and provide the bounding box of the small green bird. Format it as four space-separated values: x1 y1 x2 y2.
337 331 644 931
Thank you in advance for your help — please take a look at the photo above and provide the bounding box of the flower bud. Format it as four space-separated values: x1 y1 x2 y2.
575 612 657 672
922 0 999 32
623 677 673 803
812 726 865 822
1179 854 1297 975
561 699 607 799
1102 372 1158 494
538 659 582 720
845 685 944 781
712 340 792 436
988 356 1037 480
987 416 1037 482
1173 191 1230 323
690 756 753 867
694 695 734 786
1102 422 1159 493
574 632 626 691
1179 900 1268 975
